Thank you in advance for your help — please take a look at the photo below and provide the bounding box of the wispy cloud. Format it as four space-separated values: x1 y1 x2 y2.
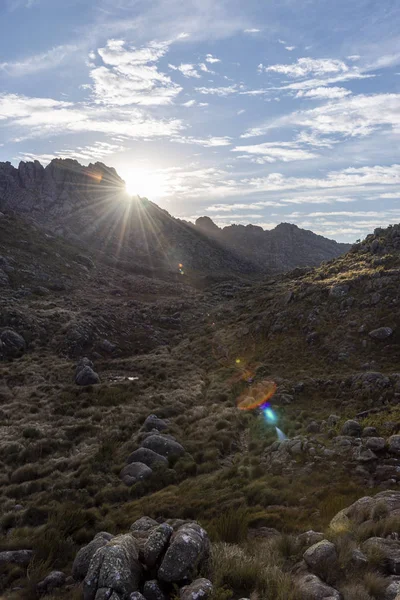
296 86 351 99
232 141 318 163
169 63 201 78
205 54 221 63
18 141 126 164
195 85 239 96
174 136 232 147
244 28 261 33
0 44 78 76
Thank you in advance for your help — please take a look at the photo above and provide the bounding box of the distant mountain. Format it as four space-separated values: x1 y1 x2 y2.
195 216 351 272
0 159 350 275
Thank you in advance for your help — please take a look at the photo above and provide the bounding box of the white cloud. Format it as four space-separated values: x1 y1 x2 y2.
244 28 261 33
18 141 126 164
182 99 196 107
285 46 296 51
0 93 184 141
205 54 221 63
172 63 201 78
264 57 350 78
296 86 351 99
90 39 182 106
195 85 238 96
380 192 399 198
0 44 78 76
237 109 246 115
347 55 361 61
199 62 215 74
174 136 232 147
232 141 318 163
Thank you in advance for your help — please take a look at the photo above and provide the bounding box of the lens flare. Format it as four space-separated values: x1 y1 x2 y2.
262 406 277 423
237 380 277 410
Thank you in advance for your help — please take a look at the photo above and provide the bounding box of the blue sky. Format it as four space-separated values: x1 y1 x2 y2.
0 0 399 242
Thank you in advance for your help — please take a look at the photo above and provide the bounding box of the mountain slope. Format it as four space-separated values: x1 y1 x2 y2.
195 216 351 272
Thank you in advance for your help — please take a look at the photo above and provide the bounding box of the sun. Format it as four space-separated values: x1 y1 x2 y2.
121 168 167 199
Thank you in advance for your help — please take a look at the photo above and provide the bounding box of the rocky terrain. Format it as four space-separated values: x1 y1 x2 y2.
1 191 400 598
195 216 351 272
0 159 349 276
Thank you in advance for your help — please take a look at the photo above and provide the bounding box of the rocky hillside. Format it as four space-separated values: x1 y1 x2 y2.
195 216 351 272
1 212 400 600
0 159 350 276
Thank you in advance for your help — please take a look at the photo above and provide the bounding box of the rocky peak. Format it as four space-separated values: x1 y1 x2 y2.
195 216 220 235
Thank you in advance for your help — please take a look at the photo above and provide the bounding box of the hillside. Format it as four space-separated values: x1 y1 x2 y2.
0 159 350 276
0 209 400 599
195 216 351 272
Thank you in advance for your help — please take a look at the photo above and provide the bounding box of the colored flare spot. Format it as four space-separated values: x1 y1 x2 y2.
262 405 277 423
237 380 277 410
276 427 287 441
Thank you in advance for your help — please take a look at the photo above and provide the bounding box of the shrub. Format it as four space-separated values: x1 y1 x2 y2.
208 507 250 543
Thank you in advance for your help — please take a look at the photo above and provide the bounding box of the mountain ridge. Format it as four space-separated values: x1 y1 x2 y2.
0 158 350 275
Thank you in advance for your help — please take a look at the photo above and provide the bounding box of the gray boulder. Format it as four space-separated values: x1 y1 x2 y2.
158 523 210 583
327 415 340 427
0 329 26 359
37 571 66 594
385 581 400 600
83 534 142 600
363 426 379 437
76 366 100 386
0 549 32 566
298 531 325 547
143 523 173 568
389 436 400 455
366 437 386 452
130 517 158 533
72 532 113 581
120 462 153 486
362 537 400 574
341 420 362 436
180 578 213 600
330 491 400 531
143 580 167 600
369 327 393 340
329 284 349 298
143 414 168 432
142 435 184 459
295 574 341 599
127 448 168 469
303 540 338 577
130 594 146 600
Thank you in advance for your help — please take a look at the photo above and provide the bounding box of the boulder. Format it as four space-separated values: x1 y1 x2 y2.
303 540 337 577
83 534 142 600
75 366 100 386
180 578 213 600
369 327 393 340
295 574 341 599
127 448 168 469
0 329 26 359
143 414 168 432
143 523 173 568
130 517 158 533
327 415 340 427
142 435 185 459
143 580 167 600
298 531 325 547
0 549 32 566
362 537 400 575
366 437 386 452
120 462 153 486
329 284 349 298
158 523 210 583
363 426 379 437
389 436 400 455
0 268 10 286
37 571 66 594
341 420 362 436
72 532 114 581
130 594 146 600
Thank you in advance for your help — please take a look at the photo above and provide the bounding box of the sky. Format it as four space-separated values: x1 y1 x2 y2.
0 0 399 242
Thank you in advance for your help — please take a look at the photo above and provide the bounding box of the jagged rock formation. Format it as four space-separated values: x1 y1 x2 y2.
195 217 351 272
0 159 350 275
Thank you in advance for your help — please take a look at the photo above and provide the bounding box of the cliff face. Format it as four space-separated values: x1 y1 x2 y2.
0 159 350 275
195 218 351 272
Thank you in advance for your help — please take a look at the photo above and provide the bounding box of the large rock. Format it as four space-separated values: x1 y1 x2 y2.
143 523 173 568
37 571 66 594
72 533 114 581
303 540 338 577
142 435 185 459
143 415 168 432
127 448 168 469
75 366 100 386
0 549 32 566
366 437 386 452
180 578 213 600
362 538 400 575
389 436 400 455
330 491 400 531
83 534 142 600
143 580 167 600
369 327 393 340
341 420 362 436
120 462 153 486
0 329 26 359
130 517 158 533
158 523 210 583
295 574 341 599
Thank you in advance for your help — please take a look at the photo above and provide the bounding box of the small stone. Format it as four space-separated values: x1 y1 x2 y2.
143 414 168 432
363 426 379 437
143 580 167 600
37 571 66 594
75 366 100 386
366 437 386 452
341 420 362 436
180 578 213 600
389 436 400 455
120 462 153 486
303 540 338 577
369 327 393 340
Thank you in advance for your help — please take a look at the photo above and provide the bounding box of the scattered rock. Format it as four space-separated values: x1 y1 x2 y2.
180 578 213 600
389 436 400 455
75 366 100 386
142 435 185 459
143 523 173 568
366 437 386 452
329 284 350 298
37 571 66 594
341 420 362 436
127 448 168 468
99 339 116 354
298 531 325 547
303 540 338 577
143 414 168 432
130 517 158 533
158 523 210 582
0 329 26 359
362 537 400 574
143 580 167 600
0 550 32 566
295 573 341 599
369 327 393 340
72 532 113 581
120 462 153 486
